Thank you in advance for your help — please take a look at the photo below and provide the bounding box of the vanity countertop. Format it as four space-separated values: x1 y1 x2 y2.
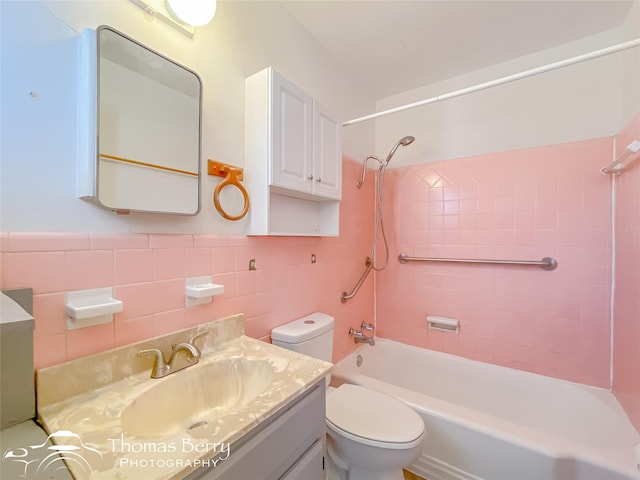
37 314 331 480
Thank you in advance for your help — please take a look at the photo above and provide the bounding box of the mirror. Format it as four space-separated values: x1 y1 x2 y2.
87 26 201 215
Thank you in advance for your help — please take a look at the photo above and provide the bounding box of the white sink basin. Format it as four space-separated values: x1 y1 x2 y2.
121 358 273 438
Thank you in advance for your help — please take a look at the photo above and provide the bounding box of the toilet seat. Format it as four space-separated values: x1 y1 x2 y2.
326 384 424 450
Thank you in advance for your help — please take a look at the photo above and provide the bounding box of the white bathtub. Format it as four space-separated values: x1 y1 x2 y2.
331 339 640 480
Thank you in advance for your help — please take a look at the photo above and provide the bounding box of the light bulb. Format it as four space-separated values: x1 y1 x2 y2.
166 0 216 27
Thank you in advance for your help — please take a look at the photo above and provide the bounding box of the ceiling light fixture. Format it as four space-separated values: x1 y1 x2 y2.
166 0 216 27
129 0 216 37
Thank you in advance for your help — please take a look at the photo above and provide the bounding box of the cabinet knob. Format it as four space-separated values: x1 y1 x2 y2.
316 177 322 183
307 175 314 180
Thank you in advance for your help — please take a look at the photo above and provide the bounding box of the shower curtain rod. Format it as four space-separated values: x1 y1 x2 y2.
343 37 640 126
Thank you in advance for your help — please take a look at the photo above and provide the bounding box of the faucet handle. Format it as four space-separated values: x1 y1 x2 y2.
138 348 169 378
189 331 208 347
361 322 374 331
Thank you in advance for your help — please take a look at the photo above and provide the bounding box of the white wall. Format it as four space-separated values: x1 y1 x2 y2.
0 0 375 233
372 14 640 168
620 1 640 123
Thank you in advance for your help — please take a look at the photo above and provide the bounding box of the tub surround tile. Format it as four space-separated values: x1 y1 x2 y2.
612 112 640 432
377 137 615 388
36 314 331 480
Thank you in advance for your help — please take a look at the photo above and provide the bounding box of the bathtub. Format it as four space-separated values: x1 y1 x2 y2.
331 339 640 480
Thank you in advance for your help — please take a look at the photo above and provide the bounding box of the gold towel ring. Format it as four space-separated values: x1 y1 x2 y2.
208 160 250 221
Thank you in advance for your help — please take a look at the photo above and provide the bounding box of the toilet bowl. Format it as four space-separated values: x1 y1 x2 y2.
271 313 426 480
326 384 424 480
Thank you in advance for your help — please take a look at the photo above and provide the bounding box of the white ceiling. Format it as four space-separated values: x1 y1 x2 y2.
281 0 635 100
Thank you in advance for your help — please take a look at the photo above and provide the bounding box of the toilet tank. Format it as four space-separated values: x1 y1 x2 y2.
271 312 334 362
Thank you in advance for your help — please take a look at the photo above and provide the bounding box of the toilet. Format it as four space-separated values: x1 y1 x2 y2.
272 313 425 480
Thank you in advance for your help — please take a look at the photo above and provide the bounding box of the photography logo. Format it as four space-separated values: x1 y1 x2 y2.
2 430 102 479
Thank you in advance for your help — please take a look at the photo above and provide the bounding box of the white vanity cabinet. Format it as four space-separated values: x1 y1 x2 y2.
245 67 341 236
187 381 326 480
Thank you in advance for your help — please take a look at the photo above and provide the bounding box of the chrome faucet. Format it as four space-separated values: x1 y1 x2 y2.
138 331 208 378
349 322 375 346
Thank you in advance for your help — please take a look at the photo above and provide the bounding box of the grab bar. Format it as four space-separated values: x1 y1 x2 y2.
341 257 373 303
398 253 558 271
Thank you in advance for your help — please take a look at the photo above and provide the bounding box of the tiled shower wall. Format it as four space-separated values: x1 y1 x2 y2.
0 158 374 368
376 137 614 388
612 113 640 431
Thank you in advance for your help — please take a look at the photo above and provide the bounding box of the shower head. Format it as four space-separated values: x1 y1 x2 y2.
356 136 415 189
384 136 415 165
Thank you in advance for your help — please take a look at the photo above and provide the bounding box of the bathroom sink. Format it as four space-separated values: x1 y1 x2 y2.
121 358 273 438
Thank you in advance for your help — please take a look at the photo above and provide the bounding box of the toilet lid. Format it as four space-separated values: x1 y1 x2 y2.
326 384 424 447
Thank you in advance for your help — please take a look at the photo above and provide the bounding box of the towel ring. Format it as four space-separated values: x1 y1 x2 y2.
208 160 250 221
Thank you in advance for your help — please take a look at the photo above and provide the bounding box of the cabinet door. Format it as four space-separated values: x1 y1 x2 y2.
279 440 324 480
271 72 313 194
312 102 342 200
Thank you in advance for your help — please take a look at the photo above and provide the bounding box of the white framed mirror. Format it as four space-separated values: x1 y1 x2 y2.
78 25 202 215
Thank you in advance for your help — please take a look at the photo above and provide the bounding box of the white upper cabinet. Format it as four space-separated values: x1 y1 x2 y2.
312 101 342 200
245 68 342 236
270 73 314 194
268 69 342 200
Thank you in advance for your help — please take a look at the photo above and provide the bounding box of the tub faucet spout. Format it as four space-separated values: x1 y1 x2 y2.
349 327 375 346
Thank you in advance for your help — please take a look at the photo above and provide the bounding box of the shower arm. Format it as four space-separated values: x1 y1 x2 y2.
341 257 373 303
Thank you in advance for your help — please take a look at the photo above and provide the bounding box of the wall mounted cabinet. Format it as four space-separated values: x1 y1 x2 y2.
245 68 341 236
77 26 202 215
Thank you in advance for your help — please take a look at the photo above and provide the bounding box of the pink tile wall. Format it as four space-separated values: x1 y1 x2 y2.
376 137 614 388
0 158 374 368
612 112 640 431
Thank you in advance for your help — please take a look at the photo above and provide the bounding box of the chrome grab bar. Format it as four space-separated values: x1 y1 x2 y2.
341 257 373 303
398 253 558 271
